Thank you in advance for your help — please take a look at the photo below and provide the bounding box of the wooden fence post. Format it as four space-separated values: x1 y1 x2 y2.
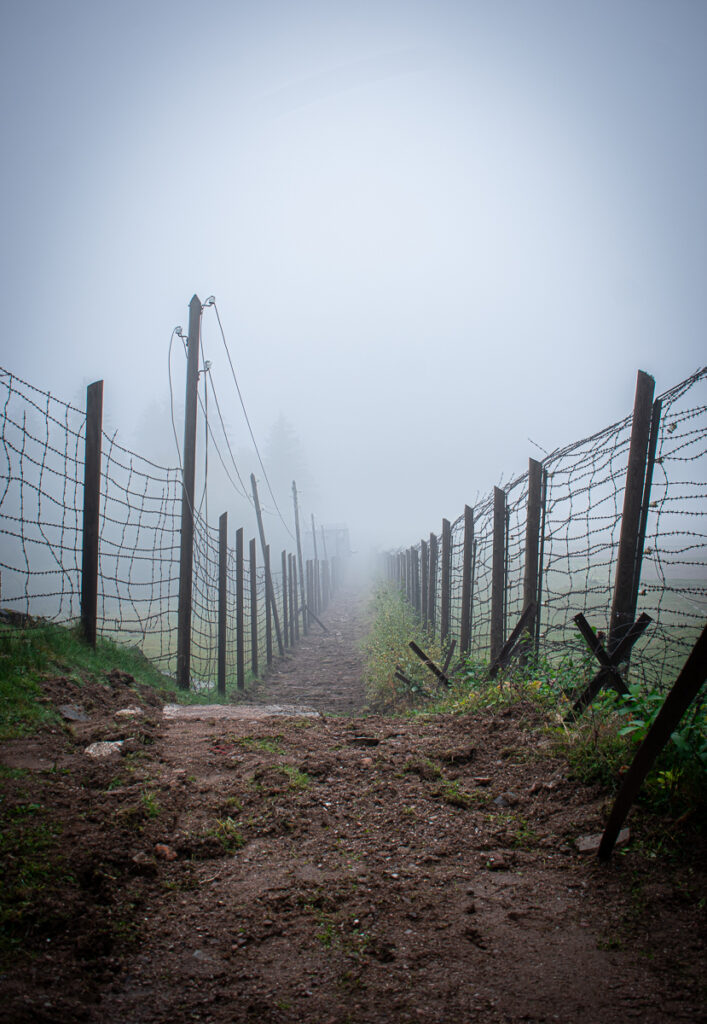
521 459 543 662
460 505 474 656
609 370 656 653
217 512 227 696
440 518 451 643
250 537 258 678
281 549 289 647
421 539 429 629
251 474 284 656
236 527 245 690
80 379 103 648
176 294 202 689
628 396 662 626
265 544 273 667
292 481 308 635
428 532 438 636
411 546 420 615
490 486 507 665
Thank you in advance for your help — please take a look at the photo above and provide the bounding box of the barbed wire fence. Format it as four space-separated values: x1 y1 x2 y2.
0 363 339 692
388 366 707 692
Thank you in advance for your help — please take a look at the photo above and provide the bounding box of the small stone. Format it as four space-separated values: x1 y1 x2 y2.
473 777 492 786
575 828 630 854
501 791 520 806
154 844 178 861
361 757 374 768
115 706 143 719
481 852 508 871
130 852 157 877
84 740 124 758
58 704 89 722
493 795 509 808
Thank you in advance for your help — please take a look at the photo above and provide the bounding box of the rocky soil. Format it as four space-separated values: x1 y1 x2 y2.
1 589 705 1023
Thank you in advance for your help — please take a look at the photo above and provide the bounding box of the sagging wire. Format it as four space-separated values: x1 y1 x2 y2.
204 297 296 542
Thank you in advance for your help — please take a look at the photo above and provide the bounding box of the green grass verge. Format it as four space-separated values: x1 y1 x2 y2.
0 618 177 738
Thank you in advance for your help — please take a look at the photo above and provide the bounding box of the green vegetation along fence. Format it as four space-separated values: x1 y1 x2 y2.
386 366 707 689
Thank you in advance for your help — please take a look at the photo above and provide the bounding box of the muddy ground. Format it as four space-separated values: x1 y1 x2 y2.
1 589 705 1023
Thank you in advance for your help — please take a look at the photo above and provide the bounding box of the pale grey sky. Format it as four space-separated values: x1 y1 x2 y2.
1 0 705 548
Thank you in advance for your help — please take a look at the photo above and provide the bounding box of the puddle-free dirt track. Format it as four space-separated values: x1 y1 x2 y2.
1 588 705 1023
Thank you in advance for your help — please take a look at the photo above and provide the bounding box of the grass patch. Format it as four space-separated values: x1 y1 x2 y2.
362 583 448 710
0 618 176 738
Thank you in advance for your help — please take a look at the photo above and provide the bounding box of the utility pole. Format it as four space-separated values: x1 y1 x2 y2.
176 295 202 690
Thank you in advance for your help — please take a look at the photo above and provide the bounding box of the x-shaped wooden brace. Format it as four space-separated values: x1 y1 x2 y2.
570 611 652 716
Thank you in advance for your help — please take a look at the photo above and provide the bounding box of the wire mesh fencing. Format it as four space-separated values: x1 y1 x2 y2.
0 366 333 691
389 366 707 691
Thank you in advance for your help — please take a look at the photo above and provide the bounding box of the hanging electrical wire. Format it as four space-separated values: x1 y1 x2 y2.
204 298 296 542
167 326 187 471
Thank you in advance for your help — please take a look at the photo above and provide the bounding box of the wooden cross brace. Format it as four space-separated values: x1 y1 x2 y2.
570 611 652 716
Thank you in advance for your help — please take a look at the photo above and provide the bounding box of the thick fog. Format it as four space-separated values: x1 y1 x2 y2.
1 1 705 554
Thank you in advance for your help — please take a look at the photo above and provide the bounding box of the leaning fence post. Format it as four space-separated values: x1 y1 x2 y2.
236 527 245 690
440 518 451 643
176 294 202 690
609 370 655 653
490 486 507 665
520 459 543 663
249 537 258 678
217 512 227 696
80 379 103 648
460 505 474 656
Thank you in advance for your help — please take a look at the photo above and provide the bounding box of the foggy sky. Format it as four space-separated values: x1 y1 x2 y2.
1 0 705 551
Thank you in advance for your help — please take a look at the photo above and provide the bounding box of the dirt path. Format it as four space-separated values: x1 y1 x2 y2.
236 589 370 715
1 590 705 1023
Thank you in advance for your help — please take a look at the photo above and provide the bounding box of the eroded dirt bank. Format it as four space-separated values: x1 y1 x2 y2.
1 589 705 1023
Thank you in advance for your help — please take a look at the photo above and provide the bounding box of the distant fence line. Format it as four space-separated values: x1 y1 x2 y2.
386 366 707 689
0 366 338 689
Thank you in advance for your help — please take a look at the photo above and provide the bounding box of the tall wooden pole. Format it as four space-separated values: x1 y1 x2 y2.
251 474 284 656
281 549 289 648
440 518 452 643
490 486 507 665
521 459 543 662
609 370 656 652
235 527 245 690
460 505 474 655
428 532 438 636
421 539 429 629
217 512 227 695
292 481 308 635
80 380 103 648
176 294 202 690
249 537 258 678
